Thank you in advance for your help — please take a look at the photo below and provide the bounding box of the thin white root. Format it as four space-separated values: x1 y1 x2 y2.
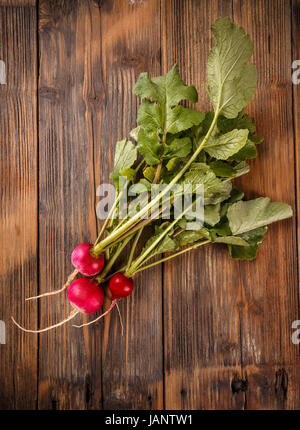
11 308 79 333
115 301 124 336
26 269 79 301
73 300 117 328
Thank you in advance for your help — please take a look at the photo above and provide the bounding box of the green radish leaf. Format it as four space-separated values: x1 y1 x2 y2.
199 112 214 135
228 244 257 259
177 218 207 232
206 17 257 118
134 64 198 111
213 236 249 246
211 220 232 236
154 64 198 107
228 226 268 260
209 160 237 177
166 106 205 134
134 65 201 162
142 222 178 256
119 168 137 183
217 111 256 134
209 160 249 179
143 166 156 182
175 229 209 246
249 135 264 144
227 197 293 235
204 129 249 160
229 140 257 161
179 163 232 205
204 204 221 226
216 112 261 161
110 139 137 186
137 100 163 132
133 72 165 105
166 157 181 172
205 180 232 205
219 187 245 220
238 226 268 246
181 163 224 195
137 128 161 165
165 137 192 159
227 187 244 203
149 235 178 254
129 126 140 142
232 161 250 178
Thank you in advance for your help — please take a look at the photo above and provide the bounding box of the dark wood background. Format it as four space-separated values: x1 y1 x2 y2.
0 0 299 410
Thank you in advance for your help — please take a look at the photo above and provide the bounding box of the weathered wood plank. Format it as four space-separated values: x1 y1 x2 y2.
38 0 102 409
161 0 247 410
0 1 38 409
98 0 163 410
232 0 300 409
293 0 300 301
1 0 298 411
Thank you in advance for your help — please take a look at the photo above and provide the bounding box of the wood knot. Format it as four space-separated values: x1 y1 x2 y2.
275 368 288 399
231 374 248 393
119 54 146 72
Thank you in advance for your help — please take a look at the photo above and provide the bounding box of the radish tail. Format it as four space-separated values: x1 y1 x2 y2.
73 300 117 328
26 269 79 301
11 308 79 333
115 301 124 336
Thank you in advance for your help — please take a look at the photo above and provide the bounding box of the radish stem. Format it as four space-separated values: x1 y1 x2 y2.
126 227 144 271
94 181 128 246
126 195 204 275
131 240 211 275
97 234 133 282
93 109 219 254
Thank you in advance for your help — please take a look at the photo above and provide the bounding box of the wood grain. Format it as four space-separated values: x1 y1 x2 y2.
293 0 300 303
0 0 299 410
161 0 246 410
38 0 101 409
0 0 38 409
233 0 300 409
37 0 163 410
161 0 300 410
98 0 163 410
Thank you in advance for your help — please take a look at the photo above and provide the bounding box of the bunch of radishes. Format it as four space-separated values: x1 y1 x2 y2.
13 18 293 334
12 243 134 332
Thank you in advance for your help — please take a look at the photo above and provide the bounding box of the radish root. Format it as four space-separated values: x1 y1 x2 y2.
11 308 79 333
26 269 79 301
73 300 117 328
115 301 124 336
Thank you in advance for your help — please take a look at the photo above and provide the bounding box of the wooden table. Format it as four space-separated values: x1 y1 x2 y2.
0 0 299 410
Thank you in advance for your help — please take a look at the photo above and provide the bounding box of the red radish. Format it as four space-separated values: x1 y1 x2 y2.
12 278 104 333
71 243 104 276
73 273 133 329
67 278 104 314
25 244 104 303
109 273 134 300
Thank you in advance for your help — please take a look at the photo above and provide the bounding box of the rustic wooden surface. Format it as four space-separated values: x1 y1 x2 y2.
0 0 299 410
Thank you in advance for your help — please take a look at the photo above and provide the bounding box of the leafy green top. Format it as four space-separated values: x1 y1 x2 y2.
103 17 292 265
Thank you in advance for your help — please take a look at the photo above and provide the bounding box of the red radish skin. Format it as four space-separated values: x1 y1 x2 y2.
73 273 133 329
109 273 134 300
71 243 104 276
67 278 104 314
11 278 105 333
